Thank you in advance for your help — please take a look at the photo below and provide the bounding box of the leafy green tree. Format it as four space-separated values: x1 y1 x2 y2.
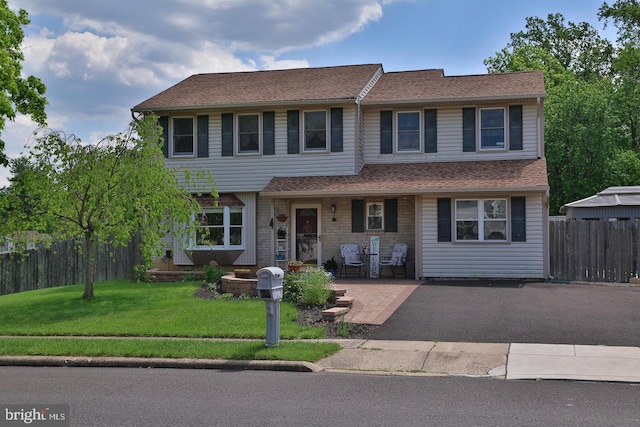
485 11 640 214
0 0 47 166
599 0 640 44
16 115 210 299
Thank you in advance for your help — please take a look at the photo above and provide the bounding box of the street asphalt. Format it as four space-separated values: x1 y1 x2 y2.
369 280 640 346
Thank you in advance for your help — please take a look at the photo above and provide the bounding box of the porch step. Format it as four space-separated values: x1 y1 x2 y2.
328 288 347 303
321 307 349 321
335 296 354 308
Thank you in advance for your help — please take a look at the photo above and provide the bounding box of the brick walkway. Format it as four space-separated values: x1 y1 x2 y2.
332 279 421 325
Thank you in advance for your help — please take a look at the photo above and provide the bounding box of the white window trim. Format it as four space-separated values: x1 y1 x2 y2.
366 202 384 231
191 206 245 250
302 110 329 153
170 116 196 158
454 198 508 242
478 107 507 151
236 113 262 155
396 111 421 153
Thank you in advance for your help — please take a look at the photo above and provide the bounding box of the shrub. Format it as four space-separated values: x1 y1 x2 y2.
283 272 303 303
203 264 225 284
299 268 333 306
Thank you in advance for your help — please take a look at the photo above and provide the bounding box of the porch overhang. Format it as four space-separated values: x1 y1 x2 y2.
260 158 549 198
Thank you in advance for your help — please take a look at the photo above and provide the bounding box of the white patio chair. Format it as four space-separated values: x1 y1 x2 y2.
340 244 365 278
379 243 408 277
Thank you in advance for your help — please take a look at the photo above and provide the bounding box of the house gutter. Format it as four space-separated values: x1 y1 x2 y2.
360 94 546 107
260 185 550 199
132 97 359 113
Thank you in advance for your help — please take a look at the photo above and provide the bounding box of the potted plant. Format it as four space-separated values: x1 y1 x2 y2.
287 260 304 272
323 256 338 276
277 228 287 239
276 213 288 222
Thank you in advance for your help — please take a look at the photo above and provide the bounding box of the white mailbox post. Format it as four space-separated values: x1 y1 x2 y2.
256 266 284 347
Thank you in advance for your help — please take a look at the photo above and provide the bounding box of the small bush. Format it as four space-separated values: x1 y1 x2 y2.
299 268 333 307
203 264 225 284
283 272 303 303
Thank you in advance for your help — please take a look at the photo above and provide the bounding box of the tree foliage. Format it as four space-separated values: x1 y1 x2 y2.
485 4 640 214
12 115 211 299
0 0 47 166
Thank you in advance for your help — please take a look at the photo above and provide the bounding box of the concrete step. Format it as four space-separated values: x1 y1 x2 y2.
321 306 349 321
335 296 354 308
331 288 347 297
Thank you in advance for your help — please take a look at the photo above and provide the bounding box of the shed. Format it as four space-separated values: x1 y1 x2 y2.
560 186 640 221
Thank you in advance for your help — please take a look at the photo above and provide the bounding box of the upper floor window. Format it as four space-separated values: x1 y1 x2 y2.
303 110 328 151
397 111 420 152
172 117 194 156
455 199 507 241
480 108 505 150
195 206 244 248
237 113 260 154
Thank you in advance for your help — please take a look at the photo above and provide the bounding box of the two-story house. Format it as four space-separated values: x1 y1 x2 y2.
132 63 549 279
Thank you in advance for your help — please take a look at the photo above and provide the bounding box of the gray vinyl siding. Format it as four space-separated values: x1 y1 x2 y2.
362 104 539 163
167 106 358 193
420 193 545 278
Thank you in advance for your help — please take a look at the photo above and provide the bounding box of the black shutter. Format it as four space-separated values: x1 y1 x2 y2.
221 113 233 156
287 110 300 154
437 198 452 242
462 108 476 152
331 107 343 152
511 197 526 242
380 111 393 154
158 116 169 158
509 105 523 151
384 198 398 232
263 111 275 155
197 115 209 158
351 199 364 233
424 109 437 153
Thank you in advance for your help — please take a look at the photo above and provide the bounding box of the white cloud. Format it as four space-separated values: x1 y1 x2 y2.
2 0 392 184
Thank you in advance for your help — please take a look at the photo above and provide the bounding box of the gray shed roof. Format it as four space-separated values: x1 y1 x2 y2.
560 186 640 213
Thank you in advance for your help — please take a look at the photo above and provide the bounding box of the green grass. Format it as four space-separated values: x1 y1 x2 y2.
0 337 340 362
0 280 339 362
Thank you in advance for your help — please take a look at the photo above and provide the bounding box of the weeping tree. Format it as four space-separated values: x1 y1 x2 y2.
20 114 211 299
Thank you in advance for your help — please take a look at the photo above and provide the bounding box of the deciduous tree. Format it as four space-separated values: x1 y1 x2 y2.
19 115 210 299
0 0 47 166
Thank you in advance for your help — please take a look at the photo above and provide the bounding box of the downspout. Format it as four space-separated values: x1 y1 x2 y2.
537 97 544 158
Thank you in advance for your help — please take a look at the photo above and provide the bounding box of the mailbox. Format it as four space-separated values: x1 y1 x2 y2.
256 266 284 347
256 266 284 301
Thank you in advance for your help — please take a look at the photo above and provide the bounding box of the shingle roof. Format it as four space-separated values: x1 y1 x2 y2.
560 186 640 212
261 158 548 197
133 64 382 111
361 70 545 105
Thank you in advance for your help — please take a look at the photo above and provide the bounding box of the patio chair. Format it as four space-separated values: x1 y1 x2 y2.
379 242 408 277
340 244 365 278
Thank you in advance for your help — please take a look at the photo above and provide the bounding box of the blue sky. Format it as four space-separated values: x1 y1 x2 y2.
1 0 615 186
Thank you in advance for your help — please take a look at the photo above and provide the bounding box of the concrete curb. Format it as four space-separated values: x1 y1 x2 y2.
0 356 323 373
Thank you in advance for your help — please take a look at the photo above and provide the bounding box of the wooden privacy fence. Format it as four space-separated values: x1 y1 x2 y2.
549 220 640 283
0 236 142 295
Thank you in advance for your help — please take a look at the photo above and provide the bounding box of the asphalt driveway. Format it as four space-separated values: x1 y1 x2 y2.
369 280 640 346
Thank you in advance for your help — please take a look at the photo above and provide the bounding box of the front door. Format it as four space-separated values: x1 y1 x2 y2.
294 205 321 265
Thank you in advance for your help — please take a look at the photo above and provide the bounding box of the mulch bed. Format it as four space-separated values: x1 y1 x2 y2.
193 284 377 339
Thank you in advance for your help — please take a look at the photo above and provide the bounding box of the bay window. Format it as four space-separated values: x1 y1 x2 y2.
195 206 244 248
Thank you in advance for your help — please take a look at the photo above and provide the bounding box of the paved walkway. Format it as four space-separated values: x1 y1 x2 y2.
322 279 640 382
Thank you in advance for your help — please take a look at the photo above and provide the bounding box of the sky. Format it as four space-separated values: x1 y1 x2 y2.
1 0 617 187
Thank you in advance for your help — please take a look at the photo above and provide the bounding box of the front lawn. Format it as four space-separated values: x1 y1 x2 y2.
0 280 340 362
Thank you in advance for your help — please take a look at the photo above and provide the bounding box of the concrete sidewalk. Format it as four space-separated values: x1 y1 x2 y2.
316 340 640 382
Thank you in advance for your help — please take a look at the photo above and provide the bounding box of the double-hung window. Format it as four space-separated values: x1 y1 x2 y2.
455 199 507 241
303 111 327 151
366 202 384 231
172 117 195 156
237 113 260 154
396 111 420 152
480 108 505 150
195 207 244 248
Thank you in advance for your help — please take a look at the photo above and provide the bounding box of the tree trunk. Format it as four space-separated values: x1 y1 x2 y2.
82 233 95 299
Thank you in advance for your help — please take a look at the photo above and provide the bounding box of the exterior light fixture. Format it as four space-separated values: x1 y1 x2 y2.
331 204 337 222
